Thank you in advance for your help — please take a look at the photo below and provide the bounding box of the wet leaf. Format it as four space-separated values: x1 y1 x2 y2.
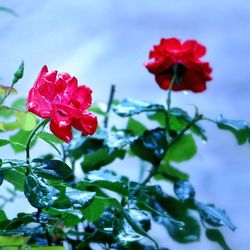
82 196 122 222
104 130 137 149
170 108 207 141
65 187 95 209
196 202 236 231
33 159 73 180
113 98 164 117
216 114 250 144
24 174 59 209
123 211 158 249
206 229 230 250
82 169 129 195
131 128 168 165
174 180 195 202
81 147 125 172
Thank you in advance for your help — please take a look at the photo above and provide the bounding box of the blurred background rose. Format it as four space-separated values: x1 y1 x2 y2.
0 1 249 249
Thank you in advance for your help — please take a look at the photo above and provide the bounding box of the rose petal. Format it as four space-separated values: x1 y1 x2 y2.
50 120 72 143
183 40 206 58
70 85 93 110
161 38 182 51
72 112 98 136
27 88 52 118
51 103 81 127
32 65 48 89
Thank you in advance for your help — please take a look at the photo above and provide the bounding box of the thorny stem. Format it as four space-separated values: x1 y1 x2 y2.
104 84 116 128
25 119 49 164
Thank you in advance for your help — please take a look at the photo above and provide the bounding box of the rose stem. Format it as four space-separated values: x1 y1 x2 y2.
104 84 116 128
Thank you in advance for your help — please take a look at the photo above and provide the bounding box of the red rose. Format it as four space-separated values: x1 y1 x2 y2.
27 65 98 143
145 38 212 92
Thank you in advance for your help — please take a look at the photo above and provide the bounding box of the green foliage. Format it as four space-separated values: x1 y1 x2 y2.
33 159 73 180
174 180 195 202
131 128 168 165
24 174 59 209
0 65 247 250
82 196 122 222
196 202 236 231
113 98 164 117
216 114 250 144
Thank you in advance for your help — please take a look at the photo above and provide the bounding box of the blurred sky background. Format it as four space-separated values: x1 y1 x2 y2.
0 1 250 249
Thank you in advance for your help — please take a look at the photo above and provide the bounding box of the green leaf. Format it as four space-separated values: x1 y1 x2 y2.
138 201 185 231
12 61 24 84
65 187 95 209
144 192 200 243
47 208 82 227
104 130 136 149
216 114 250 144
206 229 230 250
196 202 236 231
24 174 59 209
128 209 151 232
174 180 195 202
0 210 7 221
30 247 65 250
1 121 19 131
10 130 33 152
0 106 14 118
33 159 73 180
113 98 164 117
0 139 10 147
123 211 158 249
170 108 207 141
4 169 26 191
88 101 107 116
81 147 125 172
11 98 26 110
82 196 122 222
164 213 200 243
82 169 129 195
15 111 37 131
164 134 197 163
156 163 189 181
38 132 64 144
0 236 28 246
147 110 166 127
0 85 17 97
131 128 168 165
127 117 147 136
0 7 18 16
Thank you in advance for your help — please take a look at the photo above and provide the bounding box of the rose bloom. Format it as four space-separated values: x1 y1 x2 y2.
27 66 98 143
145 38 212 92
